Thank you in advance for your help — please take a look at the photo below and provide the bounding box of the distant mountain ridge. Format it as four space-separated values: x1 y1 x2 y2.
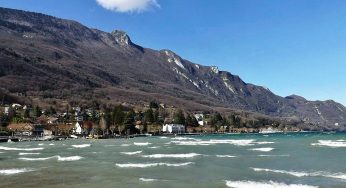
0 7 345 130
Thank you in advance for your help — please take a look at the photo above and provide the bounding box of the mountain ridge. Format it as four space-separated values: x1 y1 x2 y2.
0 7 345 130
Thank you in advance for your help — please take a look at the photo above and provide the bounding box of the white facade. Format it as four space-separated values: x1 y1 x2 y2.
162 124 185 134
74 122 83 135
194 114 204 126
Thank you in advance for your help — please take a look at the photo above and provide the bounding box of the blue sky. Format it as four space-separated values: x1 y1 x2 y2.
1 0 345 105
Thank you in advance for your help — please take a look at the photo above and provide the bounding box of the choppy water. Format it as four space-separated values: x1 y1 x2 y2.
0 133 346 188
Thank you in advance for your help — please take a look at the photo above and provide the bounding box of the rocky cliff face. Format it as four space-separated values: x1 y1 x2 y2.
0 7 345 129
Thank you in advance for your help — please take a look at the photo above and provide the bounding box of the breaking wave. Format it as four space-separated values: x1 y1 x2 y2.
0 168 35 175
142 153 201 158
139 178 158 182
216 155 237 158
121 144 131 147
311 140 346 148
19 155 83 162
71 144 91 148
249 147 274 152
115 162 194 168
251 167 346 180
120 151 142 155
18 152 41 156
225 180 317 188
0 146 44 151
134 142 151 146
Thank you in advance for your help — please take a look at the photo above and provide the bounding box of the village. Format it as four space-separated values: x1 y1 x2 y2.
0 101 301 142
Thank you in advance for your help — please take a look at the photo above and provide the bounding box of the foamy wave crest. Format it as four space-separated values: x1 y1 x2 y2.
49 143 55 146
120 151 142 155
216 155 237 158
57 156 83 161
19 156 56 161
171 137 197 140
250 147 274 152
148 146 160 149
311 140 346 148
251 167 346 180
19 155 83 162
171 139 255 146
225 180 317 188
115 162 194 168
160 136 168 139
142 153 201 158
134 142 151 146
255 141 275 144
0 168 35 175
71 144 91 148
139 178 158 182
121 144 131 147
18 153 41 156
0 146 44 151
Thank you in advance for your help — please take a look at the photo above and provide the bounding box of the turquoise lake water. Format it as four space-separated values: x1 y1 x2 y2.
0 133 345 188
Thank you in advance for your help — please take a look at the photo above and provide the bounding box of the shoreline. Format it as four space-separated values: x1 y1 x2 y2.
0 131 343 143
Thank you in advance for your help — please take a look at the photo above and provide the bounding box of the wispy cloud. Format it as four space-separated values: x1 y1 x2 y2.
96 0 160 13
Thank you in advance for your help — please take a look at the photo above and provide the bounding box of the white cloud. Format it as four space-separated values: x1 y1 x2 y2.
96 0 159 13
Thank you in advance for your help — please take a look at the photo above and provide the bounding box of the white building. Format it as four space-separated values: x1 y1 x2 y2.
194 114 204 126
162 124 185 134
73 122 83 135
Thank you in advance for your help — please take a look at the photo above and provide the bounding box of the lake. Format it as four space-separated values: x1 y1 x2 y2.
0 132 345 188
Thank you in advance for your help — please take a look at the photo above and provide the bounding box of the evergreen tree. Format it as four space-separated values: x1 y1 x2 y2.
149 101 159 109
23 109 30 118
34 106 42 117
173 109 185 124
144 109 154 124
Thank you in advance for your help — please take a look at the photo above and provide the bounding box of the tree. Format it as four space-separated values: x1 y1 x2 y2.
112 105 125 134
144 109 154 124
23 109 30 118
149 101 159 109
173 109 185 124
34 106 42 117
186 114 199 127
153 110 160 123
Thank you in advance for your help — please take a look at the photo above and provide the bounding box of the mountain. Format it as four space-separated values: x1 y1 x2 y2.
0 7 345 130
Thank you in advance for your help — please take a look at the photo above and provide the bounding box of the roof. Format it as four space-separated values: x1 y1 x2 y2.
7 123 34 131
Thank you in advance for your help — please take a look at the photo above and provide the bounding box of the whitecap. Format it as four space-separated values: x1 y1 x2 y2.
121 144 131 147
171 137 196 140
251 167 346 180
120 151 142 155
38 143 44 146
160 136 169 139
134 142 151 146
57 156 83 161
71 144 91 148
19 156 56 161
249 147 274 152
0 168 35 175
225 180 317 188
115 162 194 168
19 155 83 162
18 153 41 156
139 178 158 182
311 140 346 148
148 146 160 149
0 146 44 151
49 143 55 146
255 141 275 144
142 153 201 158
216 155 237 158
